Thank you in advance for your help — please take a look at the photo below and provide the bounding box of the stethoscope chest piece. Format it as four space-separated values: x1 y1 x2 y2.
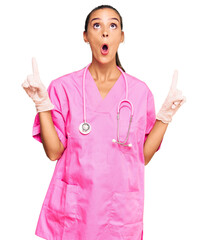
79 122 91 135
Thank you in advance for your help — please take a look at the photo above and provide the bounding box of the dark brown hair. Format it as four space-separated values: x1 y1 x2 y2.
84 5 125 72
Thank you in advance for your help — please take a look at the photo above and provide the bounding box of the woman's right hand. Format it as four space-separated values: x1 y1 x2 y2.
21 57 54 112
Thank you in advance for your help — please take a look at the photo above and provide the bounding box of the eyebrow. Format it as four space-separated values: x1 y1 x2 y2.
91 17 119 23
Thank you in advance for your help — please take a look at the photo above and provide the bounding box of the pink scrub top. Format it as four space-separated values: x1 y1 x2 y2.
32 65 162 240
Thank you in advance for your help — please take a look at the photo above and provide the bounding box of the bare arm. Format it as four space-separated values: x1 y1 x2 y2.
143 119 168 165
39 111 65 161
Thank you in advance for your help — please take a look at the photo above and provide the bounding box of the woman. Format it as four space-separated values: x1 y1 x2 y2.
21 4 186 240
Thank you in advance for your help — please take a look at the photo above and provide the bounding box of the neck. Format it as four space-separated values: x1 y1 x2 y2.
88 58 121 82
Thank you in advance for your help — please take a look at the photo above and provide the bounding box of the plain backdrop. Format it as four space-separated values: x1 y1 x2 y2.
0 0 207 239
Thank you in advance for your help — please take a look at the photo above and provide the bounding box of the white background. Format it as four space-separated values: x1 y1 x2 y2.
0 0 207 239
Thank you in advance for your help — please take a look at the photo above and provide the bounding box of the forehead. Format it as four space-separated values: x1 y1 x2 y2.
89 8 120 20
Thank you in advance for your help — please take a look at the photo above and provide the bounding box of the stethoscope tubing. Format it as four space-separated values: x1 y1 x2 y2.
81 63 134 147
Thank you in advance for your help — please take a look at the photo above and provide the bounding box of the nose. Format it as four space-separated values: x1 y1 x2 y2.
102 30 108 38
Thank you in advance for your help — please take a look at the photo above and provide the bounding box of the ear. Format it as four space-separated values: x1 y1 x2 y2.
83 31 88 43
120 31 124 43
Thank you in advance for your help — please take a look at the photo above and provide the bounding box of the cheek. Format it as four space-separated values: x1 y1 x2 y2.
111 39 122 51
111 33 123 44
88 35 100 47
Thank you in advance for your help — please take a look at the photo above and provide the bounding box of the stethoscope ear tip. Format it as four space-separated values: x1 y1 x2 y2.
112 139 117 143
128 143 132 147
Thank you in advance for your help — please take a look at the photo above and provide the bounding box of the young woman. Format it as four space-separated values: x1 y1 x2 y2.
22 4 186 240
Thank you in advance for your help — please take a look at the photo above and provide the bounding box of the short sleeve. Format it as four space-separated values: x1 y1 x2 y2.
144 89 162 152
32 79 68 149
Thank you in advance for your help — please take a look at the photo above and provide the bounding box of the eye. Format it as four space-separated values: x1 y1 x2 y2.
110 23 117 29
93 23 100 29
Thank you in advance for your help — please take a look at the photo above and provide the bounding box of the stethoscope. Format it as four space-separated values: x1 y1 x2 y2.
79 63 134 147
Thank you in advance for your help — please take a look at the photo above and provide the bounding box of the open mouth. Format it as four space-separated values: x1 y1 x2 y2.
101 44 109 55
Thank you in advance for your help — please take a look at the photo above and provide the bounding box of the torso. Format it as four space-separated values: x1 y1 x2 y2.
34 66 149 240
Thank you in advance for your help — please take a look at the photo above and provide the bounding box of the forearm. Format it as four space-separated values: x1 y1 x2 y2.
39 111 64 161
143 119 168 165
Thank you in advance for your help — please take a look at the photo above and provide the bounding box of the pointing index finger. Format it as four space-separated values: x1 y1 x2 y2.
169 69 178 94
32 57 39 76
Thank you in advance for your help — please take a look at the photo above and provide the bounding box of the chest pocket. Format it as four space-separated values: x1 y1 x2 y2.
114 105 144 155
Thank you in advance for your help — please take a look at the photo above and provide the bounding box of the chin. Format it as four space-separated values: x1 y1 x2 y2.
94 56 115 65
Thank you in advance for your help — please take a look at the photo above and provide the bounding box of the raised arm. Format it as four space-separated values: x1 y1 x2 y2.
22 57 64 161
144 70 186 165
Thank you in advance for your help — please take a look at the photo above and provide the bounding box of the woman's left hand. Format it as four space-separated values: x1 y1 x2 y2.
156 70 186 124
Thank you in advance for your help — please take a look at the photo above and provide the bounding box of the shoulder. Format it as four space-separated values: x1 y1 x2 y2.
125 72 151 93
50 66 85 86
46 66 86 101
47 66 87 95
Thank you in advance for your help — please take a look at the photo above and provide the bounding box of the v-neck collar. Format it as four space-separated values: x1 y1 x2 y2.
85 67 126 113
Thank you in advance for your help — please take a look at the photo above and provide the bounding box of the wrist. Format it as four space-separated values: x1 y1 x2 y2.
36 99 54 113
156 110 172 124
